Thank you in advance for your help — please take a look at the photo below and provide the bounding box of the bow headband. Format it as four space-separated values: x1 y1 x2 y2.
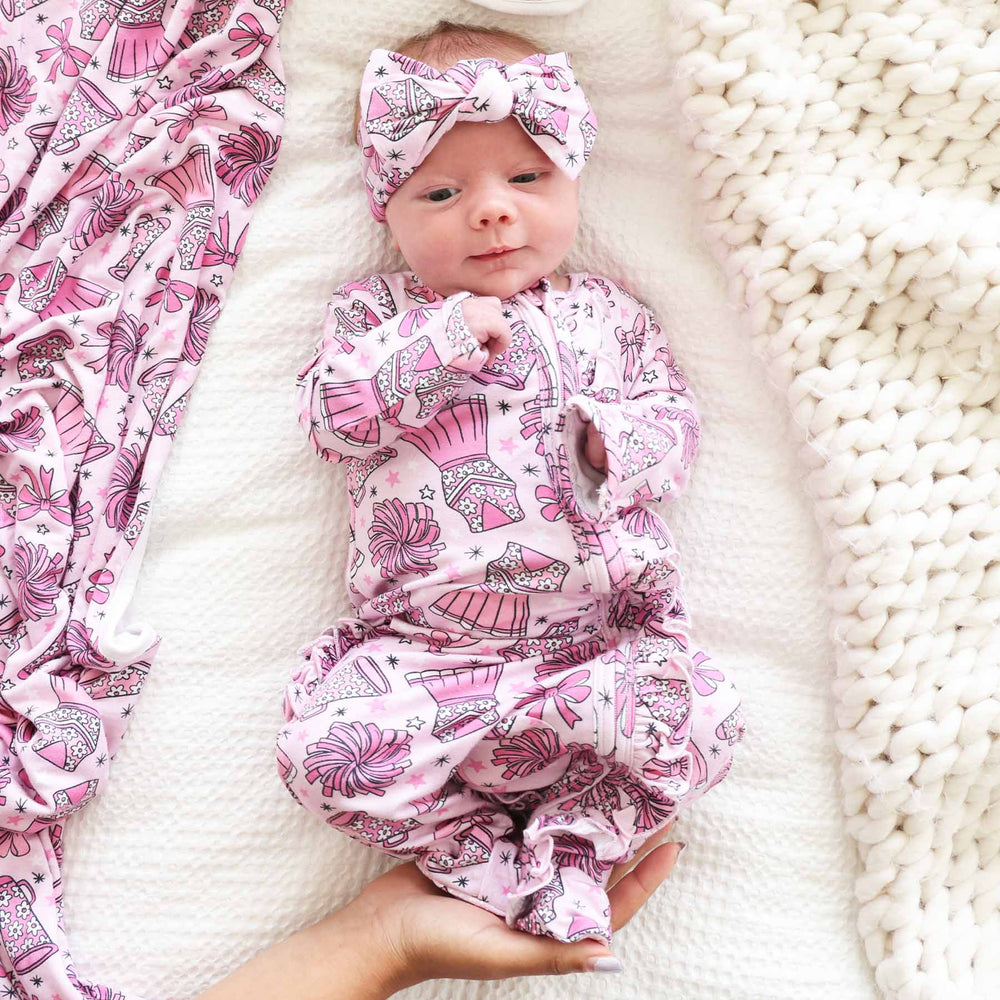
357 48 598 222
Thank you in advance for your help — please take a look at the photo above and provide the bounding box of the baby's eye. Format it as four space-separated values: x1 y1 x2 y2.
426 187 458 203
510 172 540 184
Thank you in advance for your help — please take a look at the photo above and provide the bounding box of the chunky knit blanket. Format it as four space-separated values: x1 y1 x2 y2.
668 2 1000 998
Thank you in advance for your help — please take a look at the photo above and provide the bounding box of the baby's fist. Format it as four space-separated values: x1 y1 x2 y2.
461 296 512 366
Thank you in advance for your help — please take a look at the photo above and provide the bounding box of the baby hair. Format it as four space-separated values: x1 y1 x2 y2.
352 20 545 143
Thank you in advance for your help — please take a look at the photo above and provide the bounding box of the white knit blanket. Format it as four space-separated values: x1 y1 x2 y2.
668 2 1000 998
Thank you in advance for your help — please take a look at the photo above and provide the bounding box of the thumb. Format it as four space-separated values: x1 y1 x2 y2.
498 934 621 978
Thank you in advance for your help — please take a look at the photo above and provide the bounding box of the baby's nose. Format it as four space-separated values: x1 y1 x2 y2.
470 187 517 228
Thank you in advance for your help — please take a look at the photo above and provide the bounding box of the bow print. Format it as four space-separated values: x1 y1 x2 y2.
511 669 592 729
35 18 90 84
202 211 249 267
228 13 274 58
145 267 196 320
16 466 72 526
152 96 228 143
617 313 644 386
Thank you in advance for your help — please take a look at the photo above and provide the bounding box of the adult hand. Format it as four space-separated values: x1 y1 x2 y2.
358 823 683 993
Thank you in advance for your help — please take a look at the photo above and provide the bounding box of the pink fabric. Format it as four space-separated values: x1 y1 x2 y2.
279 271 747 944
0 1 284 996
357 49 598 221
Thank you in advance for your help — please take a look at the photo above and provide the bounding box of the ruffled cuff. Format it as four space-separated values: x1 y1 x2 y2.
562 394 675 520
561 396 607 518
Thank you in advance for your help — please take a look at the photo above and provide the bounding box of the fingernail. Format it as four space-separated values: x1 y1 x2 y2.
674 842 687 857
586 957 624 974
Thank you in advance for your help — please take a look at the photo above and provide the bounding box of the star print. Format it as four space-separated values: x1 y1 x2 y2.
386 653 399 667
387 148 403 161
497 399 511 413
565 151 579 166
419 485 435 500
521 463 538 476
709 744 721 757
211 273 223 287
499 437 515 454
642 370 658 383
406 717 425 730
157 75 172 89
466 545 483 559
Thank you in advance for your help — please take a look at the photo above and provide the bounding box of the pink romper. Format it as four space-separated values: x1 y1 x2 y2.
276 269 746 945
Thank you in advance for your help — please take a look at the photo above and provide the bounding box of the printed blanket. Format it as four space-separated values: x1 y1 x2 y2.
0 1 284 998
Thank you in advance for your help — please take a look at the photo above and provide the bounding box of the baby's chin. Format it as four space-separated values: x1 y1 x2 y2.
430 265 554 301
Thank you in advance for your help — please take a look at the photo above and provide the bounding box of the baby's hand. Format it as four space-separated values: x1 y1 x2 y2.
461 296 512 366
579 411 607 473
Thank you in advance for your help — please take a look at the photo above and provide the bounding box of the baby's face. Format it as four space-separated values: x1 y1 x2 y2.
384 117 579 299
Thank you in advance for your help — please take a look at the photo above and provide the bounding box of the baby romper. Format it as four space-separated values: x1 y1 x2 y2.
276 270 746 944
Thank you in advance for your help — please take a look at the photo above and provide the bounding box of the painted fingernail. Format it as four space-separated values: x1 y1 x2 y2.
674 842 687 856
586 957 624 974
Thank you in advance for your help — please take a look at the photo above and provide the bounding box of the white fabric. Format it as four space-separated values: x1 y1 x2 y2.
462 0 592 13
668 2 1000 999
58 2 880 999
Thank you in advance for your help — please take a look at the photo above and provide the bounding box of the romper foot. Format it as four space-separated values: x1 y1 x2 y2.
508 836 613 945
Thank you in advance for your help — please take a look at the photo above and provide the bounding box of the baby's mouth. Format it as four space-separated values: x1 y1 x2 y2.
471 245 520 260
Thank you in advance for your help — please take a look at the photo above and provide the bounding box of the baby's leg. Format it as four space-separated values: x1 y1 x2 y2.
275 633 523 919
503 599 746 944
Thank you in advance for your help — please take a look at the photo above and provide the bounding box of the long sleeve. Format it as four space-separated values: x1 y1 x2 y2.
559 284 700 520
296 276 485 462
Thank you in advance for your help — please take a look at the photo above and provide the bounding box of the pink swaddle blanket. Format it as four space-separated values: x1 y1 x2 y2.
0 2 284 997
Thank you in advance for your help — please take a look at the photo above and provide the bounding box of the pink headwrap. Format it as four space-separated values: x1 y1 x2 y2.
357 48 599 222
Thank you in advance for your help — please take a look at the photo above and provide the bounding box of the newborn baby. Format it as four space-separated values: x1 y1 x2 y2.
276 22 746 947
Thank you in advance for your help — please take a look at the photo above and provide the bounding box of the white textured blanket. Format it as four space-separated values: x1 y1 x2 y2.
53 1 906 999
669 2 1000 999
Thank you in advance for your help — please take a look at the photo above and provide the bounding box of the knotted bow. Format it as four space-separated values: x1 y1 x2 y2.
358 49 598 222
510 668 592 729
16 466 72 526
35 18 90 84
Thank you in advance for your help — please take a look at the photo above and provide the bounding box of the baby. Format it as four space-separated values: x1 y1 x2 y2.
275 21 747 947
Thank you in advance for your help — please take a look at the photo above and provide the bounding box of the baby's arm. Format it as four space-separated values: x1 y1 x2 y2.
560 283 700 519
296 278 488 462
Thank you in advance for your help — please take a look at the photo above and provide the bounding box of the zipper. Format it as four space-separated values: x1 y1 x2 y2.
537 280 620 761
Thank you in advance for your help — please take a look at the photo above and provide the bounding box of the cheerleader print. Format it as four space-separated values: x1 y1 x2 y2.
279 269 747 947
0 2 285 997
